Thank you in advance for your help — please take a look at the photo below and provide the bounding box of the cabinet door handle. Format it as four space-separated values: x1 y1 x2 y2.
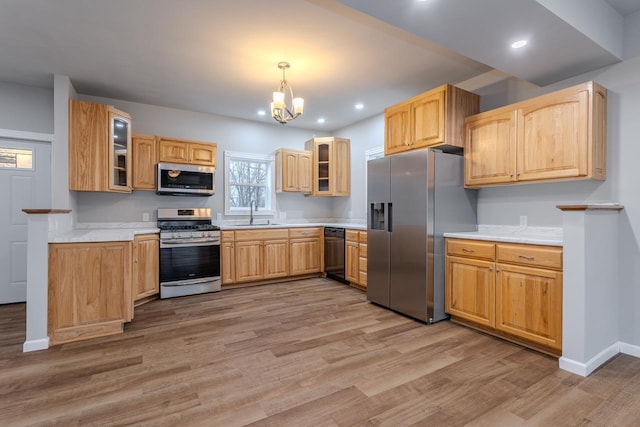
462 248 475 253
489 267 493 272
518 254 535 260
496 268 500 272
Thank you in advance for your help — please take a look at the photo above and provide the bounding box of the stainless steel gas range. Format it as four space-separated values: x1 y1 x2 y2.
157 208 221 299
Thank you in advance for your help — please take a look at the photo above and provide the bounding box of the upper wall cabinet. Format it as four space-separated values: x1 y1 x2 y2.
384 84 480 156
274 148 312 194
465 81 607 188
132 134 158 191
158 137 217 167
69 99 133 193
305 137 350 196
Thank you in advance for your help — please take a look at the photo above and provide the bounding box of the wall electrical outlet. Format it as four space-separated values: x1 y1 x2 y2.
216 213 222 221
142 212 150 222
520 215 527 228
279 212 286 220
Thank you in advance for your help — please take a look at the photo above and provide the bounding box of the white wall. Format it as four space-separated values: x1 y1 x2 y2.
74 95 335 223
0 81 53 134
333 114 385 220
52 75 77 213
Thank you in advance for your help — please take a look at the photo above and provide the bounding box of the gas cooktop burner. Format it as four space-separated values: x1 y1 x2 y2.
160 224 220 231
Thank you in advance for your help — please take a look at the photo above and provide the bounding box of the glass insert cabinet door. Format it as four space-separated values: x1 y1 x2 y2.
109 111 132 191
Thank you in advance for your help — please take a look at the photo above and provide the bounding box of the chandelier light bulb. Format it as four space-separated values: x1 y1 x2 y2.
272 91 285 109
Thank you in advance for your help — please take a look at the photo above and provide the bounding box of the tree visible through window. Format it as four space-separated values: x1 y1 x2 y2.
224 151 275 215
228 158 268 208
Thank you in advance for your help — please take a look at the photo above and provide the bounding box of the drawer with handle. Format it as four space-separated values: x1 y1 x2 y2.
496 243 562 270
346 230 359 242
447 239 495 261
289 227 321 238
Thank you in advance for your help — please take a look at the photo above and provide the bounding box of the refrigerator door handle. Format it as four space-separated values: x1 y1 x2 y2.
388 202 393 232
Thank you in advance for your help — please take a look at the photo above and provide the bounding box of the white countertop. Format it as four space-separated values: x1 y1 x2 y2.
220 222 366 231
49 221 366 242
444 225 563 246
49 223 159 243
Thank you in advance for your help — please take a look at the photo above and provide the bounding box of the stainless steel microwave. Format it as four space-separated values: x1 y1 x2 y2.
157 162 215 196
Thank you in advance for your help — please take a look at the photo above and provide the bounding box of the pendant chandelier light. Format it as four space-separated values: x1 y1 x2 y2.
270 62 304 124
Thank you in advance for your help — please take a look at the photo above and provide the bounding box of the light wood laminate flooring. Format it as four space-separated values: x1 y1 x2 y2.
1 278 640 426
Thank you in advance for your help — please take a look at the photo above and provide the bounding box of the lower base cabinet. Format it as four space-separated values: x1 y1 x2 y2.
48 241 132 345
289 228 322 275
221 227 322 285
445 238 563 355
132 234 159 302
346 230 367 288
221 232 235 284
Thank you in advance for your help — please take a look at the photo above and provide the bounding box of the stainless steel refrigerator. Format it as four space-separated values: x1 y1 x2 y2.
367 148 477 323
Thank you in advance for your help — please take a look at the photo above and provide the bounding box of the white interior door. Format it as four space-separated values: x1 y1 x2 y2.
0 139 51 304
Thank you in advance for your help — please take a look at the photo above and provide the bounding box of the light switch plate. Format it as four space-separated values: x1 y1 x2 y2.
142 212 150 222
279 212 286 220
216 213 222 220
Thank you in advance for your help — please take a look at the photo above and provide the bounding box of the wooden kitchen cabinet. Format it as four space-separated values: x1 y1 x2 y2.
495 263 563 351
445 256 495 328
69 99 133 193
221 231 235 285
48 241 132 345
289 228 322 275
132 233 159 302
465 81 606 188
445 238 563 355
305 137 350 196
224 227 324 286
235 241 264 283
275 148 313 193
158 137 217 167
358 236 367 287
132 134 158 190
233 229 289 283
263 239 289 279
345 230 367 289
345 240 359 283
384 84 480 156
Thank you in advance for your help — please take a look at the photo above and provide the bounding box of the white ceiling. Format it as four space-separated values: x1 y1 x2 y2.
0 0 638 132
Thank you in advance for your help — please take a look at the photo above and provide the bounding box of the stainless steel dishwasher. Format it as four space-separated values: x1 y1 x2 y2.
324 227 347 283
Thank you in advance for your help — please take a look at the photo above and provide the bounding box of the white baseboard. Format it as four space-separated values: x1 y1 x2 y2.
619 342 640 358
559 341 640 377
23 338 49 352
559 342 620 377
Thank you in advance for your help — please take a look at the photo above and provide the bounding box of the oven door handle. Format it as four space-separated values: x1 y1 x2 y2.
160 240 220 248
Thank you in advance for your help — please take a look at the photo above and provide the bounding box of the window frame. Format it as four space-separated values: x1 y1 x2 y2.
224 150 276 216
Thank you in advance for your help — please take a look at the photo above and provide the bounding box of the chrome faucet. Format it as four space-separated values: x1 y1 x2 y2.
249 200 257 225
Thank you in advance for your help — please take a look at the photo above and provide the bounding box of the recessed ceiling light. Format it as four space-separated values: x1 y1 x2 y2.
257 110 266 116
511 40 528 49
355 103 364 110
317 118 325 124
